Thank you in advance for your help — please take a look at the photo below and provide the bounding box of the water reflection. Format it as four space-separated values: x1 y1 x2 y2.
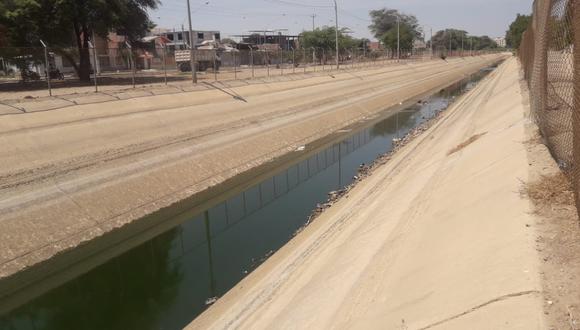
0 68 492 330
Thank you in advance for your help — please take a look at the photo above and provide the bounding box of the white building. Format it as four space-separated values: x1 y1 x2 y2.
154 29 221 50
494 37 506 48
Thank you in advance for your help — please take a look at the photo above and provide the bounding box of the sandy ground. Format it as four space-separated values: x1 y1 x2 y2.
188 57 552 329
0 55 505 304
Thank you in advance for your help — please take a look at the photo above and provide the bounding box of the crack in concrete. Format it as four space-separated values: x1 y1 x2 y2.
417 290 541 330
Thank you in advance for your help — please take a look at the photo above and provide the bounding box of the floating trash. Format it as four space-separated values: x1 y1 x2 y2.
205 297 218 306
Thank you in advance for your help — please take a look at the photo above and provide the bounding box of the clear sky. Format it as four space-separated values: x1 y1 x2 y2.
150 0 533 41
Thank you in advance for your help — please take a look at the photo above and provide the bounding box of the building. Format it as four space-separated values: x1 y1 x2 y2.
154 29 221 50
232 31 300 51
494 37 506 48
413 39 427 50
369 41 383 51
92 32 129 72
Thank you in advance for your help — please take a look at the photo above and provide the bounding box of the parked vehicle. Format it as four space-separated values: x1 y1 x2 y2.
175 41 238 72
21 68 40 82
175 49 221 72
47 68 65 80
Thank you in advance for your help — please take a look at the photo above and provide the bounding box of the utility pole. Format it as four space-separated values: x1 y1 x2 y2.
333 0 339 70
186 0 197 83
310 14 316 31
397 15 400 61
430 28 433 58
461 34 464 56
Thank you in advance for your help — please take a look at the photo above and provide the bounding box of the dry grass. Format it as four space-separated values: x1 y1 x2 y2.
523 172 575 209
524 171 580 330
447 132 488 155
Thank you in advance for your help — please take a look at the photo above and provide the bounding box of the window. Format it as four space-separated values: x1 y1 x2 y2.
177 33 183 40
214 33 221 40
167 34 174 41
197 32 204 40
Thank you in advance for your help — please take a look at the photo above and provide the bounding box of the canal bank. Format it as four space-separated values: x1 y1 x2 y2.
0 59 505 329
189 57 547 329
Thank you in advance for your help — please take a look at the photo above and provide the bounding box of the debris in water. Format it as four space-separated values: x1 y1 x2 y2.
296 146 306 152
205 297 218 305
292 94 457 239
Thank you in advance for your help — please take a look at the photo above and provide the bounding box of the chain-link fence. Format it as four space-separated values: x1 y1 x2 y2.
519 0 579 210
0 44 501 98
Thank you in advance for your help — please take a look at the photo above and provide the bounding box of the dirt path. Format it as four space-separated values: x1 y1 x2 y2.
188 57 550 329
0 55 505 289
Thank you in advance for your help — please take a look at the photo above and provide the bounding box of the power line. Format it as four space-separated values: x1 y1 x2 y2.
339 9 371 23
262 0 332 8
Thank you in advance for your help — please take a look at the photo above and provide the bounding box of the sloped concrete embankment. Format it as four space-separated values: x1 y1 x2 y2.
189 57 546 329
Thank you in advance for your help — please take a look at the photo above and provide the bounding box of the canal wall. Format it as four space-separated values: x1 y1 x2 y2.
0 55 507 313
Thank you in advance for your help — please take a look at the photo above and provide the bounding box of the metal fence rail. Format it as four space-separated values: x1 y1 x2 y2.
0 46 500 97
519 0 579 210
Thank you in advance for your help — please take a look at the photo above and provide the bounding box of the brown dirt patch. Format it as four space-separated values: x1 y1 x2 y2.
447 132 487 155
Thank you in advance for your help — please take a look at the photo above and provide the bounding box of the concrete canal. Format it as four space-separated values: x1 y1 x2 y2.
0 66 496 330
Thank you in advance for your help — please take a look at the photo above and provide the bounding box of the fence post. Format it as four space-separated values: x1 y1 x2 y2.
538 0 550 135
322 49 325 71
131 49 136 88
162 45 167 85
40 40 51 96
331 49 334 71
125 42 135 88
313 48 317 72
574 0 580 209
250 47 255 78
234 51 237 80
214 49 218 81
89 40 98 92
292 48 295 74
280 49 283 76
303 48 306 73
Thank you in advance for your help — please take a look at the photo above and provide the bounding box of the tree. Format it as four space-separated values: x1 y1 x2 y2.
300 26 355 50
0 0 159 81
0 2 7 48
505 14 531 49
368 8 421 55
430 29 497 53
381 24 414 55
472 36 498 50
430 29 468 51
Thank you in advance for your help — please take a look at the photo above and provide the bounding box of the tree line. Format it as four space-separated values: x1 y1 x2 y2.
1 2 527 81
0 0 159 80
300 8 502 58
